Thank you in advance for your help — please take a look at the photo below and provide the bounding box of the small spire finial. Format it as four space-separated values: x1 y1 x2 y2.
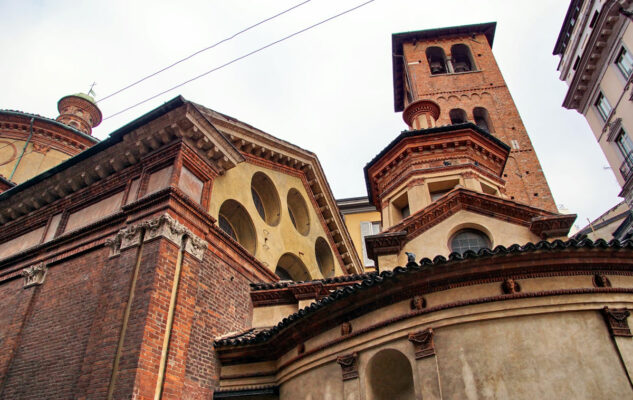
87 82 97 98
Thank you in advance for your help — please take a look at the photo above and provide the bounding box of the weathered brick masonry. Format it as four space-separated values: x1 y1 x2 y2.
398 30 557 212
0 101 279 399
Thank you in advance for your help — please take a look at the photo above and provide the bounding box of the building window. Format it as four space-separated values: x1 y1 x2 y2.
616 129 633 180
589 10 600 29
218 199 257 255
615 47 633 79
450 44 475 72
511 139 520 150
449 108 468 124
251 172 281 226
361 221 381 267
572 56 581 71
594 92 612 121
426 46 448 74
450 229 490 254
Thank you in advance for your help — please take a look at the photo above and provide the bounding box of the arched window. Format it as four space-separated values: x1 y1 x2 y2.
366 349 415 400
315 237 335 278
426 47 448 75
451 44 475 72
450 229 490 254
287 188 310 236
473 107 494 133
449 108 468 124
218 199 257 255
276 253 311 281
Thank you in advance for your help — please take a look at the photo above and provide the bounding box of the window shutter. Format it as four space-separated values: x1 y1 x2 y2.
360 221 374 267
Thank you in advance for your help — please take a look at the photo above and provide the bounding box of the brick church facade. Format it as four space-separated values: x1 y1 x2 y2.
1 23 633 399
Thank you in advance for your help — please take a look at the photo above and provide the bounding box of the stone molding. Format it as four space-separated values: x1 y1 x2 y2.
408 328 435 359
21 262 47 288
336 352 359 380
602 307 633 337
105 213 207 260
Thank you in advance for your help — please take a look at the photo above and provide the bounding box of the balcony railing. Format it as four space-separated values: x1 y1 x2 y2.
620 152 633 182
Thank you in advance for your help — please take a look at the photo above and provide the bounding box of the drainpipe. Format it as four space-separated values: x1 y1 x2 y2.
154 235 188 400
9 117 34 181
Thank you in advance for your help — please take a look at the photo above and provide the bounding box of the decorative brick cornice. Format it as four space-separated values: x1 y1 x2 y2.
21 262 47 288
336 353 359 380
602 307 632 337
377 189 575 246
408 328 435 359
106 213 207 260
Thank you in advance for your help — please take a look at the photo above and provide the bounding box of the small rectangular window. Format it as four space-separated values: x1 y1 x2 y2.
615 47 633 78
360 221 382 267
572 56 581 71
594 92 612 121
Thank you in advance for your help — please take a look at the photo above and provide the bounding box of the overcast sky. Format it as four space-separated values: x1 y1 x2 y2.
0 0 623 232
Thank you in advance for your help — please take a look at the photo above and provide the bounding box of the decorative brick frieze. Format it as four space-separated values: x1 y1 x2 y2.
21 262 47 288
408 328 435 359
106 213 207 260
602 307 633 337
336 352 359 380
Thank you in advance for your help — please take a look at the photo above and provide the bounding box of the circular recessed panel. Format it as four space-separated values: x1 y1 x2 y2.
251 172 281 226
218 199 257 255
315 237 334 278
276 253 311 282
0 140 17 166
287 188 310 236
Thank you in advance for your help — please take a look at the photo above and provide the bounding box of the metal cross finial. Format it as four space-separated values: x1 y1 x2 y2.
88 82 97 97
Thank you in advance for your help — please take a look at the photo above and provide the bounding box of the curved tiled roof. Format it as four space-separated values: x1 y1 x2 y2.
0 109 99 143
216 238 633 347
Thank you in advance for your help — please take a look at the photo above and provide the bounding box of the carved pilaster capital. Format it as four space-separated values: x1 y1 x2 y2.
408 328 435 359
336 352 359 380
603 307 632 337
21 262 47 288
105 213 207 261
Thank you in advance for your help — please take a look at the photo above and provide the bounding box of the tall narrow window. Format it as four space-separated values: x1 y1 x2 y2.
616 129 633 181
426 47 448 75
594 92 612 121
449 108 468 124
589 10 600 28
615 47 633 78
451 44 475 72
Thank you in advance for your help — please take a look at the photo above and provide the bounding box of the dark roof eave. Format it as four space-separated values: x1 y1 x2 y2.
553 0 584 55
215 237 633 349
0 96 186 202
363 123 510 204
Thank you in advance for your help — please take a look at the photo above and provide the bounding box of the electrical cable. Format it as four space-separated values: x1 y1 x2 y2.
103 0 375 121
97 0 312 103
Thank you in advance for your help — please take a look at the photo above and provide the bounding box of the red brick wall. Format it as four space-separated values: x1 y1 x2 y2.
402 33 557 212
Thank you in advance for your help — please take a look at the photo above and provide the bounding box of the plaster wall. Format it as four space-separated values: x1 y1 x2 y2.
209 161 343 279
435 311 632 399
0 226 45 259
280 360 343 400
397 209 540 264
0 139 71 184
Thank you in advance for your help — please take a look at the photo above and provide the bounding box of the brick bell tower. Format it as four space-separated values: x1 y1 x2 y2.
392 22 557 213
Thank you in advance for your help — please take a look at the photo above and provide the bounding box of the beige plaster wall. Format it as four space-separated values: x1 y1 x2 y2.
209 161 344 279
280 360 343 399
435 311 632 399
395 209 540 265
0 225 46 259
0 139 71 184
64 191 124 233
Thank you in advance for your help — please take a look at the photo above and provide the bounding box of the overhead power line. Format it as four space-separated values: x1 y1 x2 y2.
103 0 376 121
97 0 312 103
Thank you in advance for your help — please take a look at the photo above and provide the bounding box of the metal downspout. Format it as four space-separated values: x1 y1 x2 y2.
9 117 34 181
